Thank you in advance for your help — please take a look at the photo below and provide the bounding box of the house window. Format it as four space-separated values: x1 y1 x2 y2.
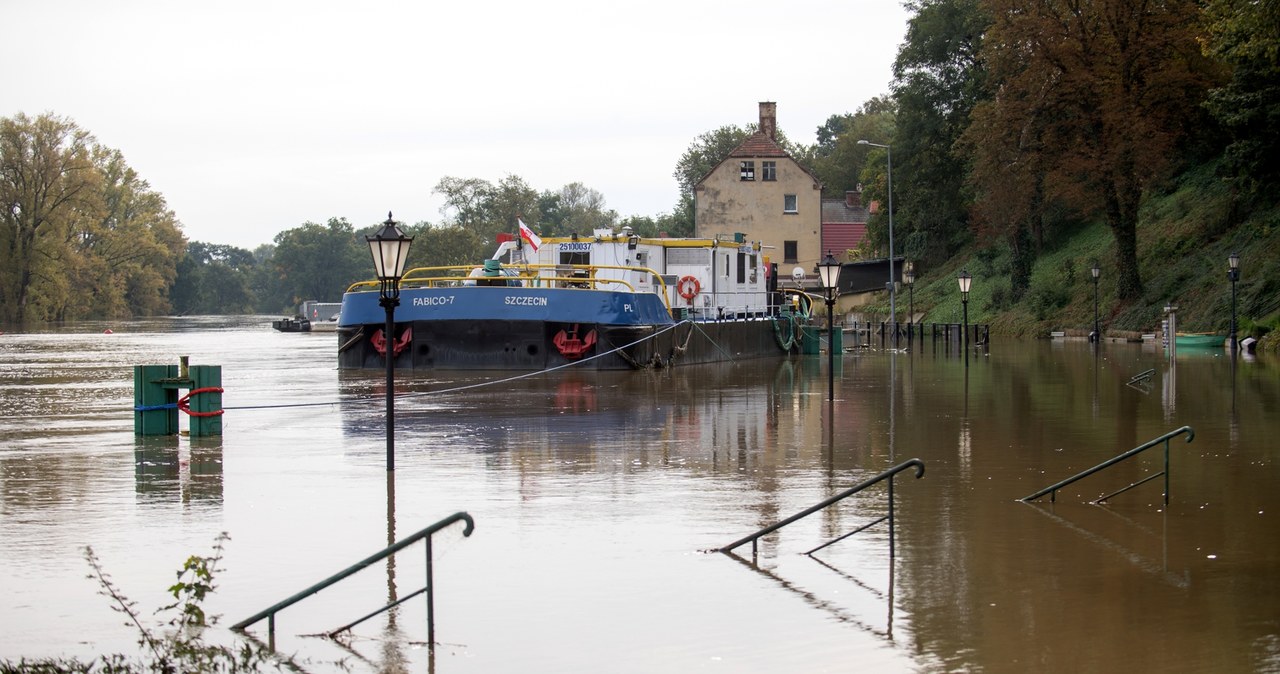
783 194 798 213
784 240 798 263
762 161 776 181
740 161 755 181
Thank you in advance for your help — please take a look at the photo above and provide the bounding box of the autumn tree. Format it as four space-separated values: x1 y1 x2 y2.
0 113 99 323
70 146 184 319
968 0 1217 300
1 113 183 322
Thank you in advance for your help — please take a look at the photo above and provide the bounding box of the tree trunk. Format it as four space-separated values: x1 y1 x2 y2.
1105 186 1143 301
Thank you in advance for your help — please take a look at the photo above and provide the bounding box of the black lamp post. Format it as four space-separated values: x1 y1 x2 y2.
903 262 915 340
367 212 414 472
1091 261 1101 343
958 269 971 352
819 251 842 402
1228 252 1240 352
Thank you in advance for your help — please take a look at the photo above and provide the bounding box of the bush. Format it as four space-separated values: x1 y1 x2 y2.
1028 282 1071 321
1 535 299 674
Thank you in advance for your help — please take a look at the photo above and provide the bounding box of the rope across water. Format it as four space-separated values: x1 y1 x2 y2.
223 320 719 412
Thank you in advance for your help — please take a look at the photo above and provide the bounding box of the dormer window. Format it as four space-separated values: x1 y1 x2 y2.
740 161 755 181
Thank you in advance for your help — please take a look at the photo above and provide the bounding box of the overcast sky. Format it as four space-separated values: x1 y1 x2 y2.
2 0 910 250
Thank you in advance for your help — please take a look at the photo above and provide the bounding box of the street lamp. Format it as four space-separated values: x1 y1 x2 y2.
1091 261 1101 343
1228 252 1240 352
903 261 915 340
857 139 895 334
819 251 842 402
958 269 972 351
367 212 414 472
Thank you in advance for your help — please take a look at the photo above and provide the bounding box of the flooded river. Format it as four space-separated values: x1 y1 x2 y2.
1 316 1278 672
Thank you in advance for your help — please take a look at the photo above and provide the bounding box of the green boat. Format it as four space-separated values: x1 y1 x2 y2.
1175 333 1226 348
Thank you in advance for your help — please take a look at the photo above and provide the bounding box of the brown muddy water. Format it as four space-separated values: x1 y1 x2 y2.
1 315 1278 673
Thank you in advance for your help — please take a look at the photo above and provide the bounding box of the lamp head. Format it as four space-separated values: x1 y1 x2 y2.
1229 251 1239 270
818 251 841 291
957 268 972 295
366 212 414 282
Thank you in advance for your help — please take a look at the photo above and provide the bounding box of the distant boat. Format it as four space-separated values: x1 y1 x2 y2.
300 300 342 332
271 316 311 333
1175 332 1225 348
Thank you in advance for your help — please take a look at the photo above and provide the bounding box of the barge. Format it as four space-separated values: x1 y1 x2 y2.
336 228 813 371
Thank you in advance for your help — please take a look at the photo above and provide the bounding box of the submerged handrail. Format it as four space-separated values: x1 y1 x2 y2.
232 512 475 649
1021 426 1194 505
718 459 925 557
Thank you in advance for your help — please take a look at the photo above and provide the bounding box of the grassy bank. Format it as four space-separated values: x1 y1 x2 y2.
884 161 1280 351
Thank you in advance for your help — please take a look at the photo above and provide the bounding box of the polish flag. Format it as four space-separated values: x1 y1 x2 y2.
518 218 542 252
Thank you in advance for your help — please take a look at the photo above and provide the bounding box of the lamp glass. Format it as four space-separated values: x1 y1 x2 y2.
958 269 972 294
1091 263 1100 279
818 252 841 290
366 216 414 281
1229 252 1239 270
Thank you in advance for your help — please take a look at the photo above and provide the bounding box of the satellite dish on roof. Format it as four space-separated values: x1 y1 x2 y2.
792 267 806 282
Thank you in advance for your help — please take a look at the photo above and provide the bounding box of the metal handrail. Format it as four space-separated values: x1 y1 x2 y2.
232 511 475 649
1128 368 1155 384
1021 426 1194 505
718 459 925 557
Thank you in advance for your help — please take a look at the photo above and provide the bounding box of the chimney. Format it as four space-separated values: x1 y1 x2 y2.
846 186 863 209
758 101 777 140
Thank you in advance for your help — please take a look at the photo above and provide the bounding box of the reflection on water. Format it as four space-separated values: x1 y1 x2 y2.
1 318 1279 673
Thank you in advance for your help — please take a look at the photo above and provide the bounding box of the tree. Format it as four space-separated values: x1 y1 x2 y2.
814 114 856 156
892 0 989 266
173 242 256 315
433 176 491 233
1202 0 1280 199
552 182 617 236
0 113 99 323
810 97 897 202
433 174 542 246
410 223 486 267
673 126 751 196
270 218 367 308
71 146 184 319
969 0 1216 300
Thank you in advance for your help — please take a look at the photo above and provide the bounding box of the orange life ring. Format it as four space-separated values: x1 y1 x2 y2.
677 275 701 301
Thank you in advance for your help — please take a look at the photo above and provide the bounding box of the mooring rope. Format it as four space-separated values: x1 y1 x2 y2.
684 320 736 362
222 320 690 412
